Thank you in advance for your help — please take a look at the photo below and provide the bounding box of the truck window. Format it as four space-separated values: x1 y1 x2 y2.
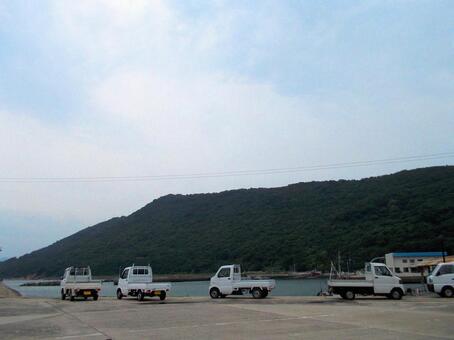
218 268 231 278
375 266 392 277
70 268 75 275
75 268 87 276
438 265 454 275
121 269 129 279
234 267 240 274
138 268 145 275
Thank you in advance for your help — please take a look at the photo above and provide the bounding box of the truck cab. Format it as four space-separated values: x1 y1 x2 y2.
426 262 454 297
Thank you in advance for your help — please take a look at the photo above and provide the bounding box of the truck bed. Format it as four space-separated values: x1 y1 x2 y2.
62 281 102 289
127 282 171 291
328 279 373 287
232 279 276 289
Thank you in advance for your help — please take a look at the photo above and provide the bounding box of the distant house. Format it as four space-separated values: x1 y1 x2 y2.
385 252 448 276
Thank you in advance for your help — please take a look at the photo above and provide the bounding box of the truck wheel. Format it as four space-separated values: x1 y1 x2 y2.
70 294 75 301
93 294 98 301
344 290 355 300
209 288 220 299
390 289 402 300
442 287 454 298
61 290 66 300
252 288 262 299
137 290 144 301
261 290 269 298
116 289 123 300
159 291 166 301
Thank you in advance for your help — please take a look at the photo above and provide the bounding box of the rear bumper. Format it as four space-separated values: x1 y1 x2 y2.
74 289 100 297
144 290 167 297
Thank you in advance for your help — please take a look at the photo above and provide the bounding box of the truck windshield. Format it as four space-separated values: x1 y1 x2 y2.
218 268 231 278
121 269 129 279
438 264 454 275
374 266 392 276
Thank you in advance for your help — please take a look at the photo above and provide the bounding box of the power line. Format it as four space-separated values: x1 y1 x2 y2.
0 151 453 183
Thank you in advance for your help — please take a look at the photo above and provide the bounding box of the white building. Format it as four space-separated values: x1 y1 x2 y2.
385 252 447 276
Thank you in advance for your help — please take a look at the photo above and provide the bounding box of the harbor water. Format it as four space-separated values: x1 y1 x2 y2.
4 279 426 299
4 278 329 298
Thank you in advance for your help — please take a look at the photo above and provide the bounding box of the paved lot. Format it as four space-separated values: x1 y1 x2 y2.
0 295 453 339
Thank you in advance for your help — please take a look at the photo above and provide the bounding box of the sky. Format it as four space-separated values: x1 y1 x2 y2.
0 0 453 259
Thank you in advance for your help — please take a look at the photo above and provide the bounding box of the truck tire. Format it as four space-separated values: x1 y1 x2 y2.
116 289 123 300
137 290 144 301
252 288 262 299
93 293 98 301
261 290 269 298
442 286 454 298
70 294 75 301
343 290 355 300
390 289 403 300
210 288 220 299
61 290 66 300
160 291 166 301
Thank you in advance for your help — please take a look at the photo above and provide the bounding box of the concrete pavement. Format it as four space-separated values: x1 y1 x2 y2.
0 295 453 339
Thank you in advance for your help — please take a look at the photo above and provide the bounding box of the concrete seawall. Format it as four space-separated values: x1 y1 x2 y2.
0 281 20 298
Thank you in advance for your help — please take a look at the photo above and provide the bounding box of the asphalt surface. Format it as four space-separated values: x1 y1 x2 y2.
0 295 453 339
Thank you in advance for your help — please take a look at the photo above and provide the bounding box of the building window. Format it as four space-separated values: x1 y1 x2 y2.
403 267 409 272
410 259 415 263
395 268 401 273
411 267 419 273
417 259 423 262
402 259 408 263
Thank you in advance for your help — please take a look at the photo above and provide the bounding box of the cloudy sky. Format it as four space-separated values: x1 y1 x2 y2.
0 0 453 258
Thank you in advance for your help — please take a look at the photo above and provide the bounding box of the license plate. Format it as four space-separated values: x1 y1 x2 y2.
83 291 91 296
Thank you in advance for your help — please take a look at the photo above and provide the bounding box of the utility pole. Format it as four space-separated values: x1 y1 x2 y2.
439 234 446 263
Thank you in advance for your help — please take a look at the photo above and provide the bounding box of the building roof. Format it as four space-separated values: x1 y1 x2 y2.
390 252 448 258
416 256 454 267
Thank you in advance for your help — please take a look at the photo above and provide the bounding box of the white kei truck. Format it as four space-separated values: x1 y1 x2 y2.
209 264 276 299
328 262 405 300
116 265 171 301
60 266 102 301
426 261 454 298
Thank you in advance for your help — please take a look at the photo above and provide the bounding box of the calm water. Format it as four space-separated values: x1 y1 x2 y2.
4 279 426 299
4 278 329 299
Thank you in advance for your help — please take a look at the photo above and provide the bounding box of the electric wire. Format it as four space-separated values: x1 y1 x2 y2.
0 151 452 183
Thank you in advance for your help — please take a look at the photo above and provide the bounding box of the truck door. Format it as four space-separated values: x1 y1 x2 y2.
217 267 233 294
119 268 129 295
373 265 395 294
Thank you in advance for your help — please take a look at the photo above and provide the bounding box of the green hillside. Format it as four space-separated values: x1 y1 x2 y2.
1 166 453 278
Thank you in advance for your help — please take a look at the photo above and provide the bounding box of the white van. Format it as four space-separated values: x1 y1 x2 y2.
427 262 454 297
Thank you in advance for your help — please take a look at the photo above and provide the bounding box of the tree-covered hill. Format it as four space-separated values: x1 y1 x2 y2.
1 166 453 278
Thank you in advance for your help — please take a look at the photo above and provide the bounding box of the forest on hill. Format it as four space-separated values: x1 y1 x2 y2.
1 166 453 278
